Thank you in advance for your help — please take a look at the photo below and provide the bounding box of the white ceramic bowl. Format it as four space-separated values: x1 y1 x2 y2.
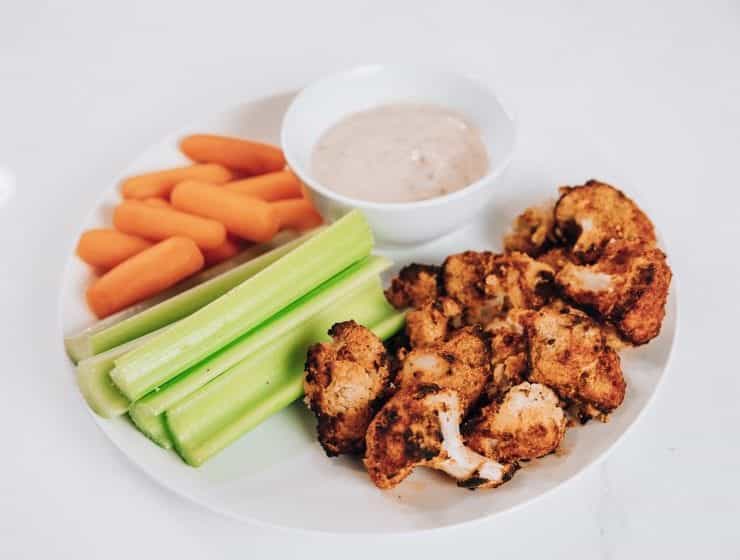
281 65 516 246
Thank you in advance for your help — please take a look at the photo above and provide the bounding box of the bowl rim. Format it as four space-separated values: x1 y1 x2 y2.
281 64 518 211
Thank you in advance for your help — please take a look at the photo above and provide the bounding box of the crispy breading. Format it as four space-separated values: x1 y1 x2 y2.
442 251 497 323
364 385 516 490
465 382 566 463
536 247 573 273
503 200 557 256
601 323 629 351
304 321 391 456
483 309 532 399
554 180 656 263
395 326 491 412
384 330 411 377
526 302 626 419
405 296 462 348
385 263 442 309
557 239 671 345
442 251 555 325
484 252 556 310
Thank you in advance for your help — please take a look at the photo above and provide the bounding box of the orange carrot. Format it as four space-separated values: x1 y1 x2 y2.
202 236 244 267
271 199 323 231
76 229 153 271
299 181 312 200
180 134 285 176
113 200 226 250
143 197 170 208
224 170 302 201
87 237 204 318
171 181 279 243
120 163 234 200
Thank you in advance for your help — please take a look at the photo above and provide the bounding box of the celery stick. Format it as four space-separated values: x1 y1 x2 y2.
165 281 403 467
111 210 373 401
76 329 163 418
77 359 129 419
127 255 391 445
128 405 172 449
65 230 306 363
133 255 391 418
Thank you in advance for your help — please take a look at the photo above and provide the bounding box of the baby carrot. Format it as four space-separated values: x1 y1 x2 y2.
121 164 234 200
271 199 323 231
113 200 226 250
180 134 285 176
76 229 153 271
87 237 204 318
171 181 279 243
202 236 243 267
143 197 170 208
299 181 312 200
224 170 302 202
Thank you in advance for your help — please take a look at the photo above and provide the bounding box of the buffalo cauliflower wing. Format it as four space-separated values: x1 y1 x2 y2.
364 384 516 489
442 251 497 323
484 252 556 310
465 382 567 463
404 296 462 348
556 239 671 345
483 309 532 399
385 264 442 309
554 180 656 263
442 251 555 325
503 200 557 256
526 302 626 421
395 326 491 412
536 247 573 273
304 321 391 456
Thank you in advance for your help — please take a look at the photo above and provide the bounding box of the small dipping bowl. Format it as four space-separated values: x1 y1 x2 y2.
281 64 516 246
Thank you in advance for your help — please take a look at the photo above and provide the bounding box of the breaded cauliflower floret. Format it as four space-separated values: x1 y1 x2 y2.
405 296 462 348
526 302 626 421
396 326 491 412
442 251 497 323
504 200 557 256
442 251 555 325
364 385 516 490
536 247 573 273
465 382 567 463
483 309 533 399
484 252 556 311
556 239 671 345
554 180 656 263
304 321 390 456
385 264 442 309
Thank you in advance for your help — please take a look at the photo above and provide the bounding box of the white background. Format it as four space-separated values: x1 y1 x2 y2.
1 1 739 557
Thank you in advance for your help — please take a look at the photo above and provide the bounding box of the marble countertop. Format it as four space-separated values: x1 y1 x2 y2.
1 1 738 557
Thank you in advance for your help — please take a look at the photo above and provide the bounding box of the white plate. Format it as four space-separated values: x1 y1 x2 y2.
59 91 677 534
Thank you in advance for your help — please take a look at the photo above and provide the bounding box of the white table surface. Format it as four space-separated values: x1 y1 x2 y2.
1 1 739 557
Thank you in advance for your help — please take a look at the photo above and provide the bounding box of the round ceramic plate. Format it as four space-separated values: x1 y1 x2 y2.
59 92 677 533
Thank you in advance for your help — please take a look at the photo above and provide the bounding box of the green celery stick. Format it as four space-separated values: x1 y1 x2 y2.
65 230 307 363
76 329 164 418
132 254 392 420
165 281 404 467
128 405 172 449
127 255 391 446
111 210 373 401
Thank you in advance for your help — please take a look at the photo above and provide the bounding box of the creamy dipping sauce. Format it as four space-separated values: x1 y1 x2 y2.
310 103 489 203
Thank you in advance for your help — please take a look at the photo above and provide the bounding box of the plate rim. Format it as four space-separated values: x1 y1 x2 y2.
56 90 680 535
